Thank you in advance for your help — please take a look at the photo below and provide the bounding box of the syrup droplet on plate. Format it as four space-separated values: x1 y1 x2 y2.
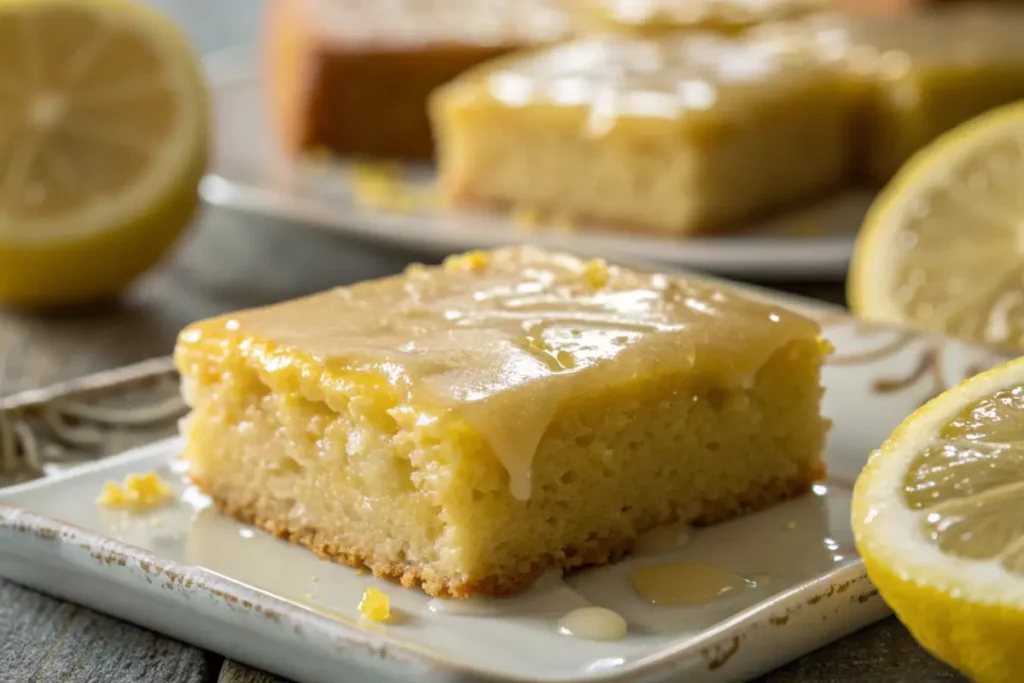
629 562 756 607
557 606 628 641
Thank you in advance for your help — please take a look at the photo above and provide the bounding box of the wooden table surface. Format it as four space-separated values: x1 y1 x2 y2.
0 1 968 681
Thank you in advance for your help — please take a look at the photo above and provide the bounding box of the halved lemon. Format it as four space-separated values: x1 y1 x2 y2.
0 0 207 308
852 356 1024 683
848 102 1024 350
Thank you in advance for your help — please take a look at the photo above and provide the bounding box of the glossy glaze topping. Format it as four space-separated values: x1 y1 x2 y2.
466 32 835 126
305 0 569 46
177 247 821 499
765 7 1024 74
586 0 829 30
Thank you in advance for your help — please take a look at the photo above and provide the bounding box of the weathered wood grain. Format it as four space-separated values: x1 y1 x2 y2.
0 581 220 683
218 661 289 683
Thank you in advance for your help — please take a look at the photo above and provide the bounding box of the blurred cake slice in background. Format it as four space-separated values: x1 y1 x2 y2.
263 0 570 160
808 6 1024 184
430 30 853 236
568 0 834 34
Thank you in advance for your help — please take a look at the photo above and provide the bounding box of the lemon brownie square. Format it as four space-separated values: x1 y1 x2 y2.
264 0 569 160
174 247 830 598
779 7 1024 184
430 31 852 235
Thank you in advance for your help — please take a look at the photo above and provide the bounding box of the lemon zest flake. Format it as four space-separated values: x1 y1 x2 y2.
349 161 437 214
358 587 391 623
97 472 174 510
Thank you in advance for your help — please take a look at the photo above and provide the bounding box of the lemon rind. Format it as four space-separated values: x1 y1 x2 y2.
853 354 1024 608
0 0 209 244
848 101 1024 326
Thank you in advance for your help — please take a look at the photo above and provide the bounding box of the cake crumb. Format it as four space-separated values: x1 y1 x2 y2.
444 250 491 272
97 472 173 510
583 258 609 289
359 587 391 623
350 161 436 214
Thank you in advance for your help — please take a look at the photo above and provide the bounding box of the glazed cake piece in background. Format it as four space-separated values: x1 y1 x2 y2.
175 247 831 598
567 0 833 34
430 31 853 236
770 6 1024 184
263 0 569 160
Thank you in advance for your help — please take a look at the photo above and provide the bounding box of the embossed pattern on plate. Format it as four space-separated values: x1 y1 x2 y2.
0 358 185 486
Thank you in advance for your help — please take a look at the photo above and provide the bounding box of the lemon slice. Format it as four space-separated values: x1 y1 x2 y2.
848 102 1024 350
852 356 1024 683
0 0 207 307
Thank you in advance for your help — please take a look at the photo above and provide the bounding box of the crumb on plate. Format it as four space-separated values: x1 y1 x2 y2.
359 587 391 622
350 161 436 214
96 472 173 509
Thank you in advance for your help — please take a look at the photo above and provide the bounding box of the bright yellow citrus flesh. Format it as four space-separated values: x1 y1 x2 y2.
853 355 1024 683
0 0 207 308
848 102 1024 350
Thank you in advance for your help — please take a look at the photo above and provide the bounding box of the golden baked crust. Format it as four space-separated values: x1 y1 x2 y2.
199 469 819 597
443 189 840 238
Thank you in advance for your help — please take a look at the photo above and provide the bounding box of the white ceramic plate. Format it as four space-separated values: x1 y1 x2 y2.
0 307 1009 683
200 47 872 281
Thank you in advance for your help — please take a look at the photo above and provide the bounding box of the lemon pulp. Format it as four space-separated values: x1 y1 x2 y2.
904 387 1024 567
853 357 1024 683
849 102 1024 350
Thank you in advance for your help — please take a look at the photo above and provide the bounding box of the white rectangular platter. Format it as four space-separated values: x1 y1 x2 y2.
200 47 872 282
0 303 1010 683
